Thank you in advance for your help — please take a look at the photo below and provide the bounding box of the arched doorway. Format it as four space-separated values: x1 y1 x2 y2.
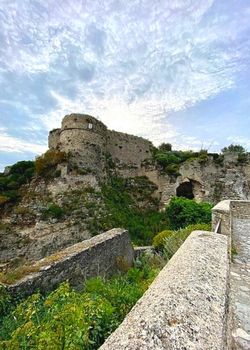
176 180 194 199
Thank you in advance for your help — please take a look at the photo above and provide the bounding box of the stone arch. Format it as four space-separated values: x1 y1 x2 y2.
176 180 194 199
176 178 204 201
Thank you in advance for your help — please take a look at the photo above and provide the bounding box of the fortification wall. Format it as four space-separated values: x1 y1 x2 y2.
61 113 107 134
48 128 61 150
107 130 153 171
100 230 229 350
59 114 108 174
6 228 134 298
60 128 107 172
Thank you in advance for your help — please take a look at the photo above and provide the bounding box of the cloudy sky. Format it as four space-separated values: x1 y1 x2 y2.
0 0 250 170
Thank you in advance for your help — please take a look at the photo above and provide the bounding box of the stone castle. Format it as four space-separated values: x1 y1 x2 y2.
49 113 153 177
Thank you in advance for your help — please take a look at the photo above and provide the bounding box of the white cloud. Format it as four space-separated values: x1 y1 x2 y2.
0 127 47 154
0 0 250 156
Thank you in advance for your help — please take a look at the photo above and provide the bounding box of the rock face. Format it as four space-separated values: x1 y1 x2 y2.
144 156 250 207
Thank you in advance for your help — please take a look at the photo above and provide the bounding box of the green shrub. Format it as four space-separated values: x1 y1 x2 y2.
0 195 9 206
153 223 211 251
159 143 172 152
221 144 246 154
153 148 211 173
154 152 180 167
165 197 212 230
163 223 211 260
42 204 64 220
165 164 180 177
238 153 248 164
0 258 161 349
152 230 174 250
0 285 12 318
0 161 35 206
35 150 67 179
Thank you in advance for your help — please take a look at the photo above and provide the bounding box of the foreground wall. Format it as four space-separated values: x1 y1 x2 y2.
100 231 229 350
6 228 134 298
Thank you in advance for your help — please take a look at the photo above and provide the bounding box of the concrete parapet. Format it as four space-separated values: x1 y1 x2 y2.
212 199 231 235
230 200 250 219
5 228 134 298
100 231 229 350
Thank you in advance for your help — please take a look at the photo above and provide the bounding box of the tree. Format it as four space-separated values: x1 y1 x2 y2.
159 143 172 152
221 144 246 154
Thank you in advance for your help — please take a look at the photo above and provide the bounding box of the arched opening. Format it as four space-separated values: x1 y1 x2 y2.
176 181 194 199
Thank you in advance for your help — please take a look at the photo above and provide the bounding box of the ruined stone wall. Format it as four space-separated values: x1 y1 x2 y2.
59 114 107 175
60 129 107 173
48 128 61 150
6 228 134 298
100 231 230 350
107 130 153 172
48 114 154 178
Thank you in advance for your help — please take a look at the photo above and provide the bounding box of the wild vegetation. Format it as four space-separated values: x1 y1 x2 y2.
0 194 213 348
35 150 67 179
221 144 247 154
153 223 211 251
153 145 209 176
0 161 35 207
93 176 169 245
0 254 164 350
165 196 212 230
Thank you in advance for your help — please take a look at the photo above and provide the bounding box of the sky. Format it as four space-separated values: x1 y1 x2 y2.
0 0 250 171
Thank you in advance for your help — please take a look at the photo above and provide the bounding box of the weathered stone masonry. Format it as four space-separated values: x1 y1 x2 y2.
5 228 134 298
49 113 153 177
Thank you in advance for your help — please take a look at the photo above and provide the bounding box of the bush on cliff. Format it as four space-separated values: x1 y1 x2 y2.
35 150 67 179
153 148 209 176
165 197 212 230
41 203 65 220
0 161 35 206
221 144 246 154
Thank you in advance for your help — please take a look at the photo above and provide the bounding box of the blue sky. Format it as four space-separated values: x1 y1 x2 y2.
0 0 250 171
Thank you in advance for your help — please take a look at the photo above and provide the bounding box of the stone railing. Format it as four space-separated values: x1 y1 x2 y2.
212 199 231 236
230 200 250 220
5 228 134 298
100 230 230 350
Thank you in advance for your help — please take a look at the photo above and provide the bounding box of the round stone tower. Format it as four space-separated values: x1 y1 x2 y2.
59 113 108 176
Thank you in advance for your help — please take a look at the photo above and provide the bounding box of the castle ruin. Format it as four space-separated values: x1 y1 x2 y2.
49 114 153 177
